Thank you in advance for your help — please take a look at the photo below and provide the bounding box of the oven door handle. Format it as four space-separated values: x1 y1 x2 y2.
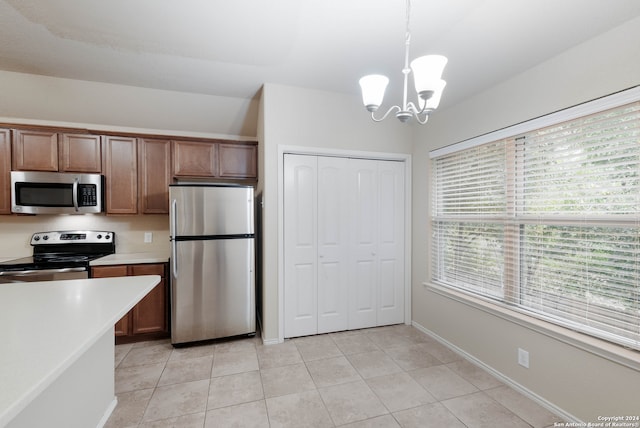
72 177 80 212
0 267 87 276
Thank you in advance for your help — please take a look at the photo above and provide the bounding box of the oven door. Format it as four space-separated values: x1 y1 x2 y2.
0 267 88 284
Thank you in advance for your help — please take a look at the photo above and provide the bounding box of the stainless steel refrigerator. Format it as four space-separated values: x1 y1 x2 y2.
169 184 255 345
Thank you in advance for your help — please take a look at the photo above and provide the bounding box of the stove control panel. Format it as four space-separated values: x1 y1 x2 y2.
31 230 115 245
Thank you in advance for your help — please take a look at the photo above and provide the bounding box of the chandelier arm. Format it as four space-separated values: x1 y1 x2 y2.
407 101 434 116
404 101 431 124
414 113 430 125
371 105 401 122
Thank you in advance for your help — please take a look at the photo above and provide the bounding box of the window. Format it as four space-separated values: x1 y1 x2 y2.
430 88 640 350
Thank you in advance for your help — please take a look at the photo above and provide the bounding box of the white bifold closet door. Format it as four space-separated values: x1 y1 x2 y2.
348 158 405 329
284 153 404 338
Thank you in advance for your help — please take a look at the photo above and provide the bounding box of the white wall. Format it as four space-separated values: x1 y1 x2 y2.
259 83 412 342
0 70 258 139
0 215 169 258
412 16 640 422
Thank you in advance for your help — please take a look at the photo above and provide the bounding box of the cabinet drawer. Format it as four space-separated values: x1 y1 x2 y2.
91 265 128 278
131 264 165 276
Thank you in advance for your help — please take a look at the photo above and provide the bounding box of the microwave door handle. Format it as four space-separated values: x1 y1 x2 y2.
72 177 79 212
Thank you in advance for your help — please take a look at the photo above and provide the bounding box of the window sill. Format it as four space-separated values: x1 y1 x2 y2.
423 281 640 373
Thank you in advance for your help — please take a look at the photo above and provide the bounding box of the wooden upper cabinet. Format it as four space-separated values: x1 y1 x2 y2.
173 139 257 180
0 129 11 214
12 129 58 171
172 140 218 177
11 130 102 173
103 136 138 214
219 143 257 179
59 133 102 173
138 138 171 214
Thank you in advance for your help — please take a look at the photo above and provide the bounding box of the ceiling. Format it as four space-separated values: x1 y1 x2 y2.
1 0 639 110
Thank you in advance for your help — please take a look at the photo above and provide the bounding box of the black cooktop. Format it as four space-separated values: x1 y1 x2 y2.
0 253 111 271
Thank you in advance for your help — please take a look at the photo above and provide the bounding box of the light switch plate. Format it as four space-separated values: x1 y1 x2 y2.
518 348 529 368
144 232 153 243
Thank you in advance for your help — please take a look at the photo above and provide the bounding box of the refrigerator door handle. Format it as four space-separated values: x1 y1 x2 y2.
171 198 178 278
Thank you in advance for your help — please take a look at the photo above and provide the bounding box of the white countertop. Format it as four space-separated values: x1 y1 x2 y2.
0 275 160 426
90 252 169 266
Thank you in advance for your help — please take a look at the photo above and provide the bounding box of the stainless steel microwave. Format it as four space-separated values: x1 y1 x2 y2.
11 171 104 214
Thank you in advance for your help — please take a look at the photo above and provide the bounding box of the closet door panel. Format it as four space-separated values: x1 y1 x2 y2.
349 159 378 329
351 260 376 329
377 161 405 325
378 259 401 322
284 154 318 337
317 156 349 333
292 263 316 329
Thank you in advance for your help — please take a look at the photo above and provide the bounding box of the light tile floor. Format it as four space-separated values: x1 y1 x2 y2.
106 325 563 427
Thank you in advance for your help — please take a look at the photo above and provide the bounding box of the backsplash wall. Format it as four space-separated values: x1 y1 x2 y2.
0 215 169 258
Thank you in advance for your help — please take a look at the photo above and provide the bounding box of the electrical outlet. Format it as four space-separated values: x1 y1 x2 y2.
518 348 530 368
144 232 153 243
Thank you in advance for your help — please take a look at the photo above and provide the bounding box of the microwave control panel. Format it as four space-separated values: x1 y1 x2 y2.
78 184 98 206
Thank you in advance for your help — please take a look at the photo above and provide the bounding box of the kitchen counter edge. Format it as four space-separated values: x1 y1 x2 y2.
91 252 169 266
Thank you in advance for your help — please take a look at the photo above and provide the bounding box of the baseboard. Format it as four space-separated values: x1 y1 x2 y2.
411 320 580 424
262 337 280 345
97 397 118 428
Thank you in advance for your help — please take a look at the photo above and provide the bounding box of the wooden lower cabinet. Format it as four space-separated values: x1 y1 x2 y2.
91 262 169 344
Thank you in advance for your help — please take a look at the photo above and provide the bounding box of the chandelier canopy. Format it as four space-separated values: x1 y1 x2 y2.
359 0 447 124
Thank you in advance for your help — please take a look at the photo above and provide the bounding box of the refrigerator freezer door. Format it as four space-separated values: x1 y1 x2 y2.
170 185 254 237
171 237 255 344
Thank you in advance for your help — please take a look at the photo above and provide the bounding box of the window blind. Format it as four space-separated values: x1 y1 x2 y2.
431 95 640 350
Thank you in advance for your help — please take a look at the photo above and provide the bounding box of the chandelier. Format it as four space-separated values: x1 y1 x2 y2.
358 0 447 124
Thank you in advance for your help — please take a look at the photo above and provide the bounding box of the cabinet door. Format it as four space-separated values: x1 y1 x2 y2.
91 265 130 336
59 134 102 172
218 143 257 179
12 129 58 171
138 138 171 214
130 264 167 334
91 265 128 277
0 129 10 214
283 154 318 337
172 140 217 177
103 136 138 214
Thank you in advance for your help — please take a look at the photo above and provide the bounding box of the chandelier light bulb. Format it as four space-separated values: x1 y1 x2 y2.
418 79 447 110
410 55 448 100
359 75 389 112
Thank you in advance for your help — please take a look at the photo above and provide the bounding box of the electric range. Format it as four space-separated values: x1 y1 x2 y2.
0 230 115 283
